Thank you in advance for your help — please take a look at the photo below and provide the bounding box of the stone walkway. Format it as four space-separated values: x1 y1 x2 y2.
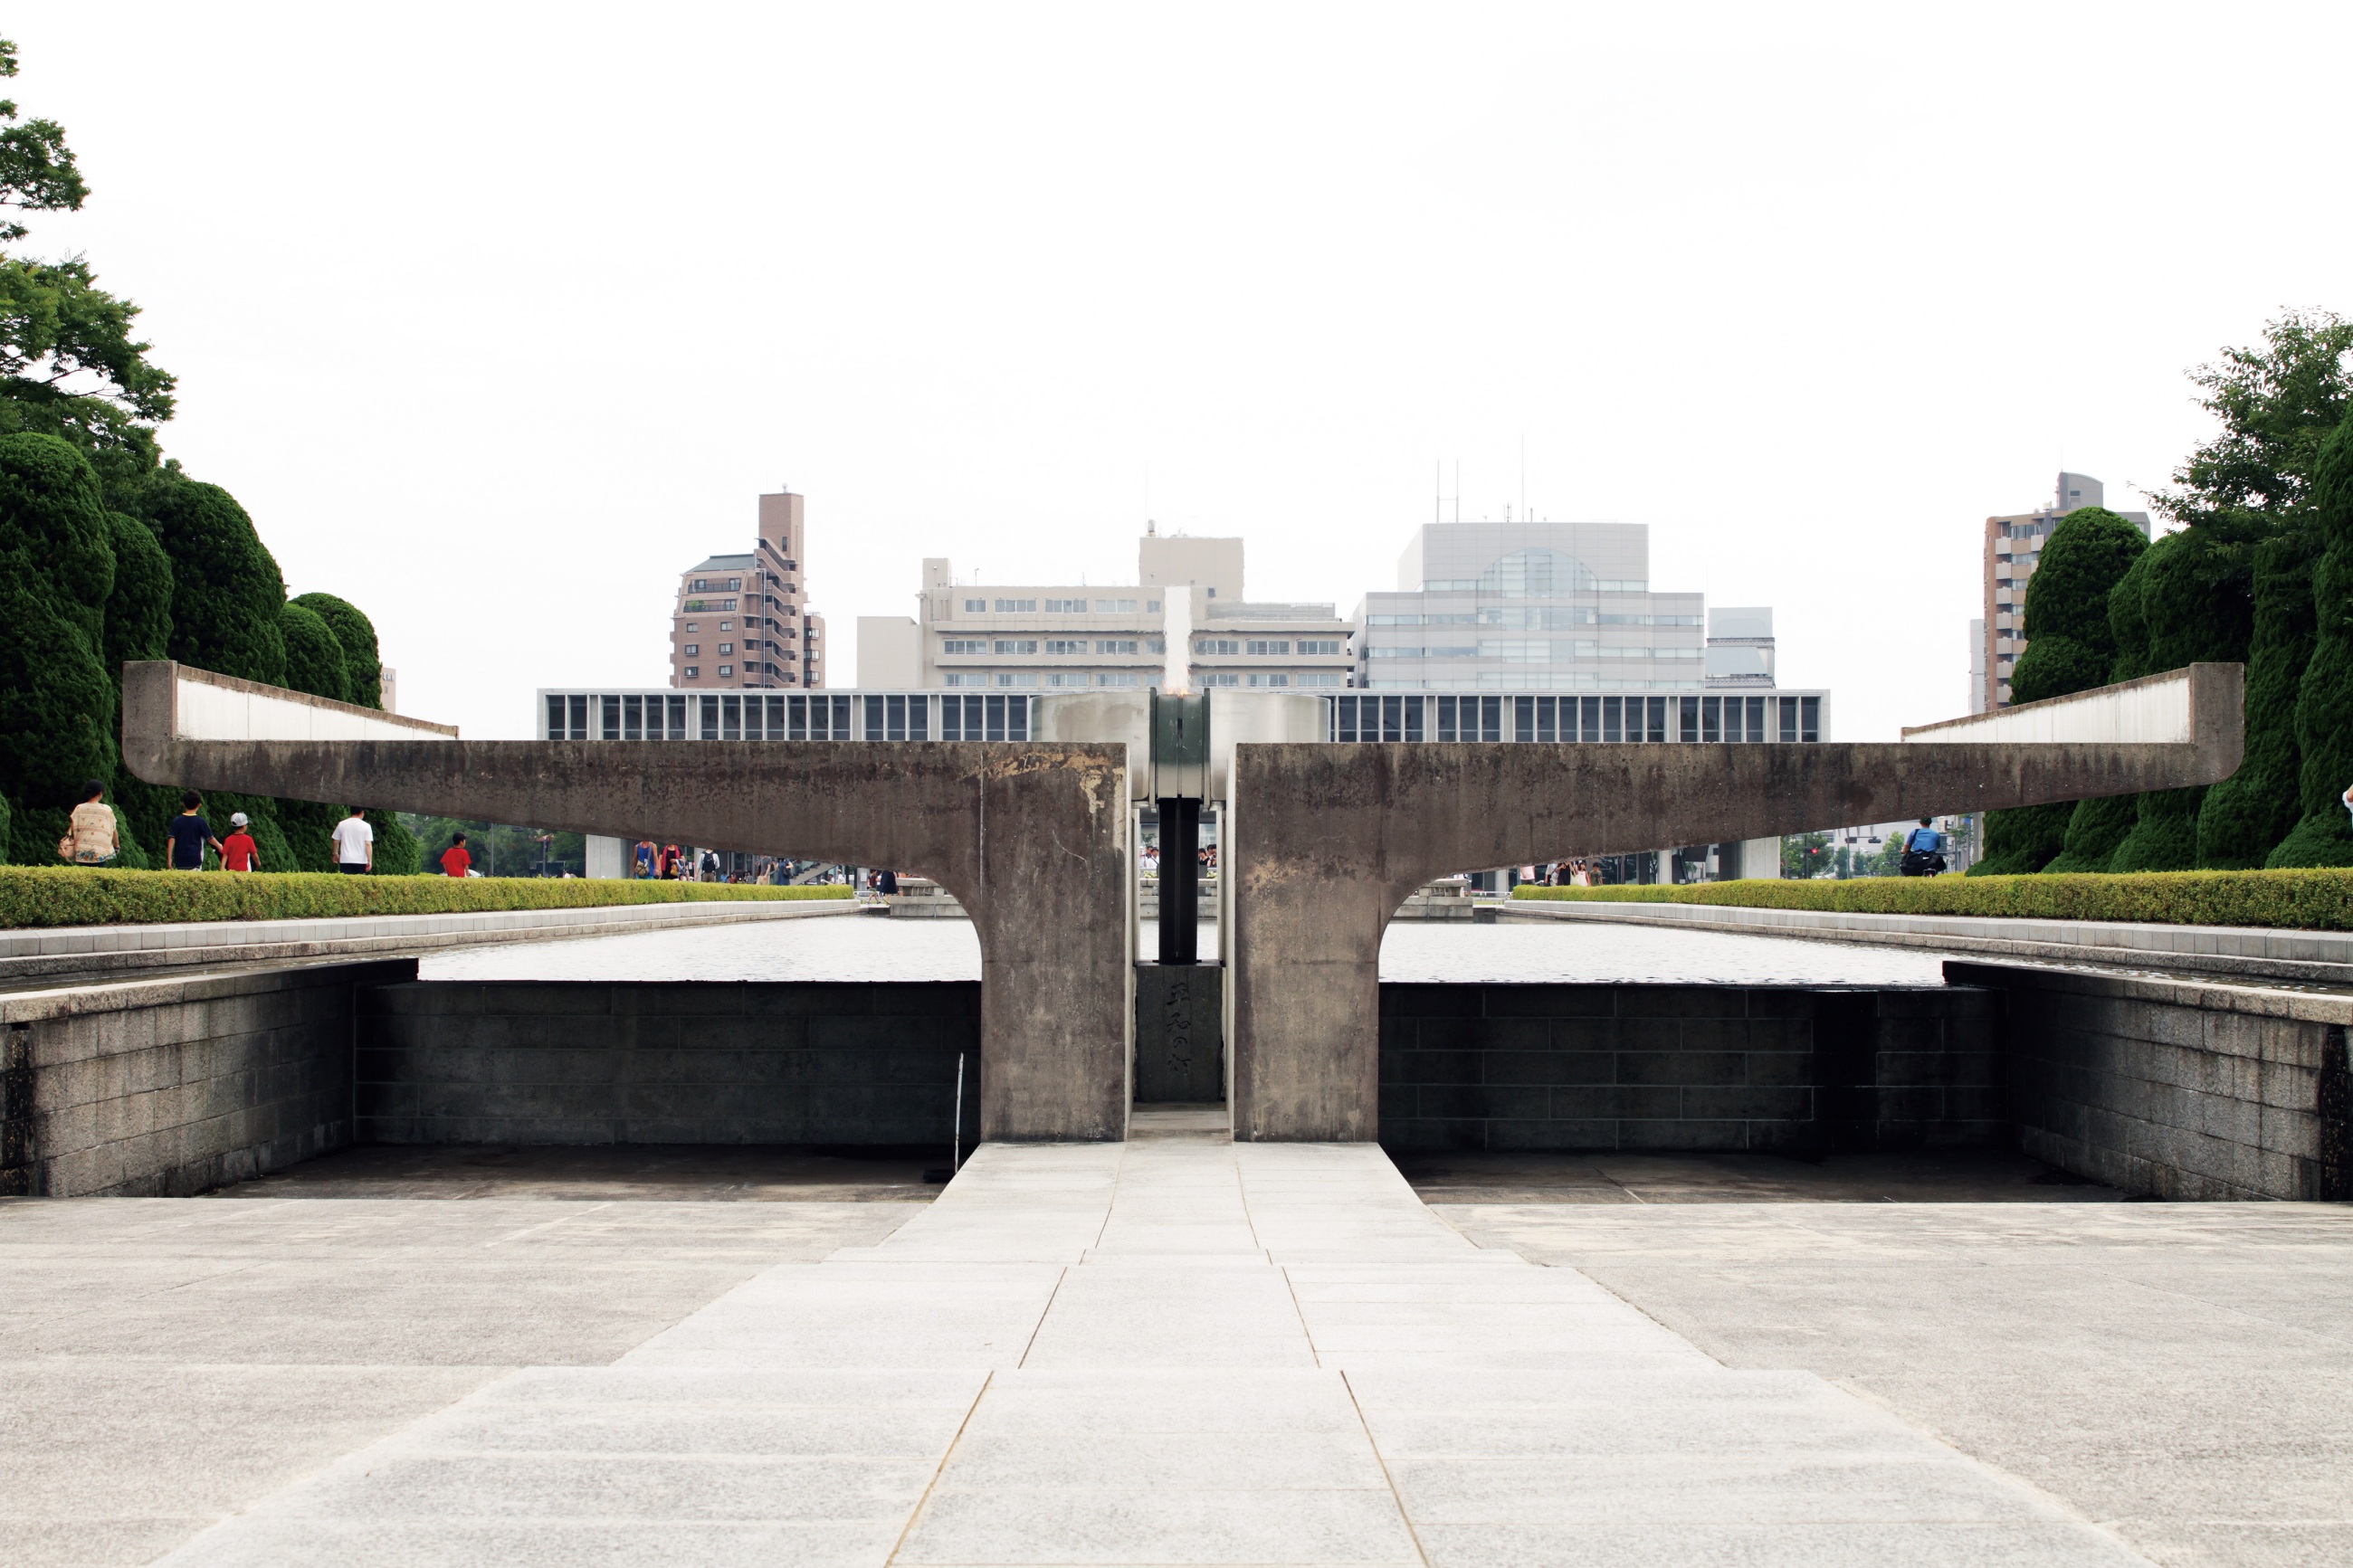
157 1111 2146 1566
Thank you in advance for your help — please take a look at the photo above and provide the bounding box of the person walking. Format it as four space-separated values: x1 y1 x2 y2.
57 779 120 866
164 791 222 871
879 867 900 897
330 807 375 874
634 839 656 879
220 813 262 872
440 832 472 878
1898 818 1948 878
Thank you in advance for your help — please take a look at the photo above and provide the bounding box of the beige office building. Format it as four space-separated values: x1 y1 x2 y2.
858 530 1353 691
670 491 826 690
1981 473 2148 709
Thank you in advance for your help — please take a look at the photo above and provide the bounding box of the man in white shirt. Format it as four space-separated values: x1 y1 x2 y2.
330 808 375 874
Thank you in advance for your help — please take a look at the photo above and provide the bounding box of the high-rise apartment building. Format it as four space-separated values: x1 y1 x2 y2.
1981 472 2149 709
856 529 1353 691
670 491 826 690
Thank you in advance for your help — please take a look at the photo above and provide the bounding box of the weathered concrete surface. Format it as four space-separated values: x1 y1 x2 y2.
357 980 982 1148
0 898 861 988
0 1194 919 1568
1500 894 2353 987
1952 961 2353 1201
1449 1199 2353 1568
122 660 1129 1142
1378 983 2003 1155
1232 663 2244 1140
0 960 414 1198
136 1127 2144 1568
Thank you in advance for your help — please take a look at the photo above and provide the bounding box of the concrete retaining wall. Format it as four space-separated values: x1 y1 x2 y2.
1 961 412 1197
355 981 983 1147
1951 963 2353 1201
1377 983 2004 1155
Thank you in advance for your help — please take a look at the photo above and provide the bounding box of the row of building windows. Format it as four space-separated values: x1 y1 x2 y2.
546 692 1036 743
1193 638 1344 656
544 689 1818 748
1367 642 1703 661
1366 610 1700 628
937 671 1347 689
964 596 1162 614
1418 577 1647 594
1328 693 1823 744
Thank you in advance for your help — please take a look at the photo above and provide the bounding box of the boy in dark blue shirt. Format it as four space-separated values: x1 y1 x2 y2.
165 791 223 870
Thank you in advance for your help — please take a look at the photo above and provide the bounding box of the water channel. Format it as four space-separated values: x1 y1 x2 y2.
419 915 1953 985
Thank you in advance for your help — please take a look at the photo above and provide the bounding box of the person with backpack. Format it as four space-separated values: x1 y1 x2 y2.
1898 818 1948 878
58 779 120 866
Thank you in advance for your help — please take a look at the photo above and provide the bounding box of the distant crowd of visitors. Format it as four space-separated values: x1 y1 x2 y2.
55 782 381 874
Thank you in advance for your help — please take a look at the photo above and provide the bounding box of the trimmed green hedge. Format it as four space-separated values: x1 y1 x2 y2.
0 867 853 929
1512 868 2353 930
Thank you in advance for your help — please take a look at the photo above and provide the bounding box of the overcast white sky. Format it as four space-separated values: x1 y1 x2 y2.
15 4 2350 739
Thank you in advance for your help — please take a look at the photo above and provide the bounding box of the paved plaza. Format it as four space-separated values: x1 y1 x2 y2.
4 1116 2348 1565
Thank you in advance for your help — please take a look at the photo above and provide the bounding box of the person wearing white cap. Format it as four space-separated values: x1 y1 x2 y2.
221 812 261 873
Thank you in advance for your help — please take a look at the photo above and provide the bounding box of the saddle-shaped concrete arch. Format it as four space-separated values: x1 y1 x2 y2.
121 661 1132 1141
1226 664 2247 1142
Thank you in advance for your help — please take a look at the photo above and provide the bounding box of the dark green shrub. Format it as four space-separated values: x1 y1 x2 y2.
1974 506 2149 875
0 434 119 857
1972 803 2073 877
2199 529 2318 866
2111 526 2253 871
2043 795 2139 874
273 799 343 872
1514 866 2353 928
144 476 286 684
290 592 381 709
279 601 348 702
367 810 421 876
2270 413 2353 866
102 512 173 678
0 867 852 927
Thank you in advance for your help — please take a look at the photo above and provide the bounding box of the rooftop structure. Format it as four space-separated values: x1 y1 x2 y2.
670 491 826 690
856 529 1353 692
1982 473 2151 709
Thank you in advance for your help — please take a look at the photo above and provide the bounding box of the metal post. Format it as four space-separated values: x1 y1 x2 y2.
1156 796 1199 965
951 1051 965 1172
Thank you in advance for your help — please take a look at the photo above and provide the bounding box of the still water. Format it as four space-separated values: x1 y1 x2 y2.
419 914 1952 986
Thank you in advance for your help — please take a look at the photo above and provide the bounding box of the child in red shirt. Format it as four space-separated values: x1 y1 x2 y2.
440 832 472 878
221 813 261 872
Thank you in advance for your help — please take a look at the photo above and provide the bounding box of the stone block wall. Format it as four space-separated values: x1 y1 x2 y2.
1950 963 2353 1201
1 961 411 1197
356 980 983 1147
1377 983 2005 1155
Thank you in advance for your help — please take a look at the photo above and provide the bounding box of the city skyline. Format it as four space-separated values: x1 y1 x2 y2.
7 8 2341 744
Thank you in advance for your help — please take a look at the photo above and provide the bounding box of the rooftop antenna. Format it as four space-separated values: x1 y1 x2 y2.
1453 460 1460 525
1519 432 1526 527
1434 460 1441 526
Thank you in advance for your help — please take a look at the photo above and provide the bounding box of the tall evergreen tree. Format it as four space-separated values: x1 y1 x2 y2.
2198 530 2320 865
280 601 348 703
2157 311 2353 865
144 475 286 684
2266 413 2353 866
2107 527 2253 870
0 430 115 860
289 592 380 708
1971 507 2148 875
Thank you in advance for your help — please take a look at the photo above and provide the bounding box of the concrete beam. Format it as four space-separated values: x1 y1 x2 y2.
1228 663 2244 1141
121 661 1132 1142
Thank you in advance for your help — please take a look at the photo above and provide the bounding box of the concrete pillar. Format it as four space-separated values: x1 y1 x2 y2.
1229 666 2246 1141
122 660 1134 1142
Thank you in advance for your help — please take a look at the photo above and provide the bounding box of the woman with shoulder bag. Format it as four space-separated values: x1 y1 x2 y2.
58 779 121 866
